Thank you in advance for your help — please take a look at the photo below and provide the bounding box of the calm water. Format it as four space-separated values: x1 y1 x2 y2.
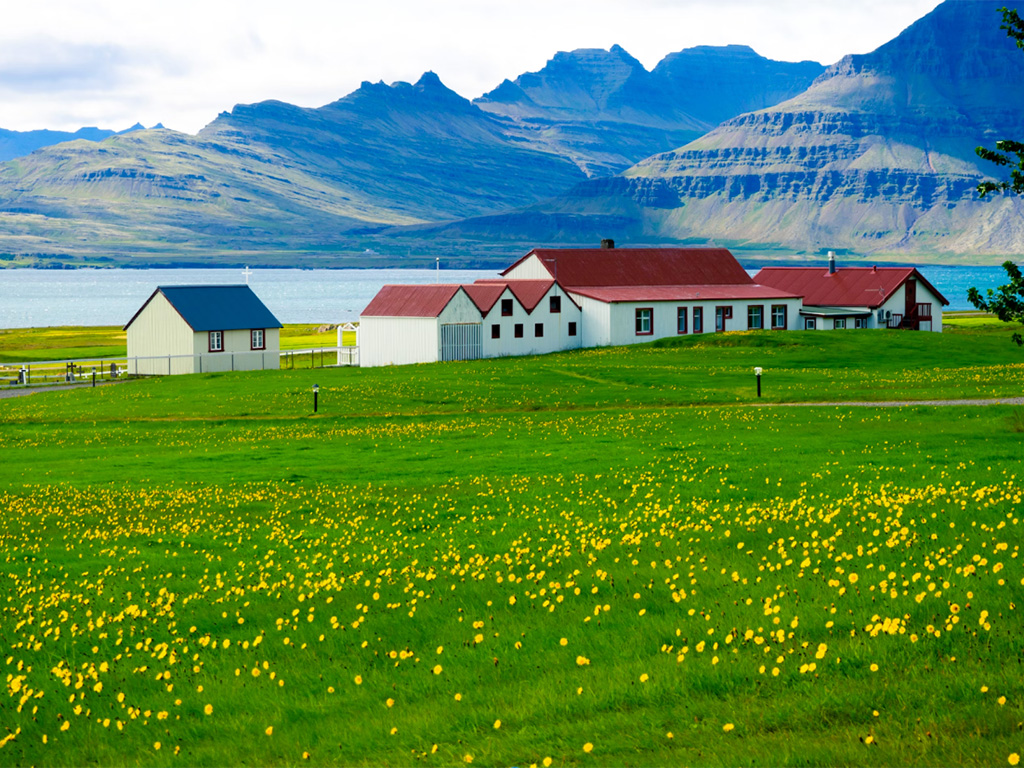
0 264 1010 328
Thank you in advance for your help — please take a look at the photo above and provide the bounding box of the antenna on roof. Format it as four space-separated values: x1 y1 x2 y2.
436 257 440 284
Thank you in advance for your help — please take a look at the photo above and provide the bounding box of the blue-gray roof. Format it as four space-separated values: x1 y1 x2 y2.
125 285 283 332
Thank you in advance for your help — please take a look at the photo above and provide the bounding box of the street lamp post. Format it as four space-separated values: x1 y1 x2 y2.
754 367 763 398
313 383 319 413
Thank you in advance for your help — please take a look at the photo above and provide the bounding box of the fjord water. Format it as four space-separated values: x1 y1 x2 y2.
0 265 1009 328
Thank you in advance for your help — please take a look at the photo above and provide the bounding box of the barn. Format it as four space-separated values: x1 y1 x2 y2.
125 285 283 375
359 280 581 367
501 245 803 346
755 256 949 331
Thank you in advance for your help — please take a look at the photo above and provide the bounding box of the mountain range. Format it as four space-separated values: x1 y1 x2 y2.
0 0 1020 268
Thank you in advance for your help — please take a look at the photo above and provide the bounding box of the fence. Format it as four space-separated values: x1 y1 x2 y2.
0 346 360 390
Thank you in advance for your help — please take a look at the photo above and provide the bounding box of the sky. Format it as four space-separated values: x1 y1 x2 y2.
0 0 944 135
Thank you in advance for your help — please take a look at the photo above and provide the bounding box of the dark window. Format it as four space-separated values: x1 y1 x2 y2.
568 322 577 337
677 307 688 334
715 306 732 332
514 323 524 338
747 305 763 330
549 295 561 314
693 307 703 334
491 324 500 339
635 308 653 336
834 318 847 329
501 298 513 317
805 318 816 330
209 331 224 352
535 323 544 338
855 317 867 329
771 305 787 330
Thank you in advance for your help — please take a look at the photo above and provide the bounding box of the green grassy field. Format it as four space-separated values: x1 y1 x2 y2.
0 326 1022 766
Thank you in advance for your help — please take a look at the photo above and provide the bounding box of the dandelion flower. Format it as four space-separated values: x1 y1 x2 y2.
870 664 878 672
354 675 363 685
454 692 462 701
583 742 594 753
204 704 213 715
723 723 735 732
433 665 443 675
639 673 649 683
386 698 394 708
560 638 568 646
154 742 161 750
1009 753 1019 766
464 754 473 763
494 719 501 729
266 726 273 736
543 758 552 766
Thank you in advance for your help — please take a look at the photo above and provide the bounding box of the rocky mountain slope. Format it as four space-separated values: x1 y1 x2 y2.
497 0 1024 258
0 44 823 265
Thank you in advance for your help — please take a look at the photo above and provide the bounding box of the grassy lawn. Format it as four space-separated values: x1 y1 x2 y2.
0 326 1022 766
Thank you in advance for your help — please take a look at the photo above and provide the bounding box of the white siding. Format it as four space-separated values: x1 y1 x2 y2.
127 293 196 375
360 316 440 367
502 255 554 280
191 328 280 373
482 284 583 358
572 295 613 348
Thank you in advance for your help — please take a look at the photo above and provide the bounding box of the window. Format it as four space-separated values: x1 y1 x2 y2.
535 323 544 338
693 307 703 334
805 318 816 330
771 305 787 330
747 305 763 330
568 322 577 337
855 317 867 329
715 306 732 332
491 324 500 339
501 298 513 317
677 307 688 334
514 323 524 338
834 318 847 329
635 308 653 336
209 331 223 352
549 295 561 314
251 329 265 350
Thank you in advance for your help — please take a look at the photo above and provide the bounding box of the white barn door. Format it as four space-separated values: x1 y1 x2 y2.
440 323 482 362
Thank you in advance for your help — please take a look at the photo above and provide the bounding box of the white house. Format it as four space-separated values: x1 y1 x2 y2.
501 245 803 346
359 280 582 367
125 285 283 375
755 256 949 331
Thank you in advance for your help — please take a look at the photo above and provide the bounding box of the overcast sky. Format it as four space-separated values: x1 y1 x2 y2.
1 0 944 135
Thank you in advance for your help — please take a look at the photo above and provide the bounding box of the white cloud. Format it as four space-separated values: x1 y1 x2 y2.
0 0 944 133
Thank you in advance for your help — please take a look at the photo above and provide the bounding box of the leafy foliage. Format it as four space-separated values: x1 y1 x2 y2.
968 260 1024 345
976 7 1024 197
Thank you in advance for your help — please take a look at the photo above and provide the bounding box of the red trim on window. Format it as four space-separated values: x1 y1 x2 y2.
635 307 653 336
771 304 787 330
208 330 224 352
251 328 266 350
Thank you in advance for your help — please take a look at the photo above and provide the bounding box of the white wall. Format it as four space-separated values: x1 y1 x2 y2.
191 327 279 373
127 292 196 375
879 281 944 332
360 316 440 367
502 254 553 280
573 297 803 347
481 284 582 358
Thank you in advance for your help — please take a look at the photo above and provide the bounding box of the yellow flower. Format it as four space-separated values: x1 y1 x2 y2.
1009 753 1020 766
153 742 161 751
576 656 590 666
386 698 395 708
433 664 443 675
583 742 594 753
354 675 363 685
204 704 213 715
639 673 649 683
265 726 273 736
464 754 473 763
454 692 462 701
848 573 859 584
723 723 735 732
543 758 552 767
870 664 879 672
560 638 568 646
494 719 501 729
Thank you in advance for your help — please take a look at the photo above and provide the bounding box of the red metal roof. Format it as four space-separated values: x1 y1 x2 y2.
567 284 801 303
754 267 949 308
473 280 556 313
462 283 506 315
361 284 463 317
502 247 753 288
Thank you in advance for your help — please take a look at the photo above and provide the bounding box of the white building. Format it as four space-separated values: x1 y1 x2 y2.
125 285 282 375
501 245 803 346
359 280 581 367
755 257 949 331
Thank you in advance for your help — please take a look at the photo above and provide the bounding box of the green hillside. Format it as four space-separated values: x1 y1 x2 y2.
0 328 1022 765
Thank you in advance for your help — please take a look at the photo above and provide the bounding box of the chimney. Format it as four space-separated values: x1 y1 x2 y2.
828 250 836 275
600 238 615 249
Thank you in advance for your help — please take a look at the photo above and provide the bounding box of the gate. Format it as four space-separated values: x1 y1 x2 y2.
440 323 482 362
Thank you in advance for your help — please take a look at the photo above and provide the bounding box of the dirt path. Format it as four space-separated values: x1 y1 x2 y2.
0 381 124 399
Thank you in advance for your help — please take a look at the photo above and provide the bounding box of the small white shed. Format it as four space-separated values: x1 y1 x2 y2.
125 285 283 375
